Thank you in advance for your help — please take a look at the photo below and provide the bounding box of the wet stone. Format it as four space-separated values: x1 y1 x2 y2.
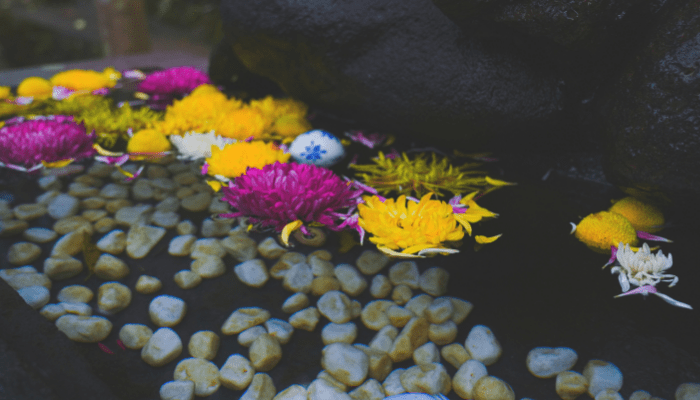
311 276 342 296
105 198 132 214
288 307 320 331
391 284 413 306
429 320 458 345
473 376 514 400
389 317 430 362
13 203 47 220
354 344 392 382
334 264 367 296
48 194 80 219
38 175 61 191
61 302 92 316
419 267 450 296
309 255 335 277
176 187 195 200
190 238 226 259
132 179 155 201
222 307 271 335
97 282 132 315
87 163 113 178
57 285 94 303
270 252 306 279
99 183 130 199
181 192 212 212
173 171 198 185
349 379 384 400
249 333 283 372
361 300 393 331
387 304 413 328
160 380 194 400
35 191 59 206
0 219 29 237
257 237 286 259
400 362 451 395
282 262 313 293
151 210 180 228
174 270 203 289
94 254 130 280
413 341 440 365
265 318 294 345
147 165 169 179
173 358 221 397
169 234 197 257
281 293 309 314
221 234 258 261
177 220 196 235
115 204 154 226
201 218 234 237
356 250 390 275
425 297 454 324
239 326 267 347
126 224 166 259
135 275 162 294
527 347 578 378
322 343 369 386
142 327 183 367
150 295 187 327
556 371 589 400
676 383 700 400
465 325 502 366
208 196 231 214
55 315 113 342
388 261 420 289
370 275 392 299
322 322 358 345
450 297 474 324
40 304 67 321
583 360 623 398
382 369 406 397
317 290 353 324
18 285 50 309
151 177 177 191
0 266 51 290
188 330 220 360
8 241 42 265
242 373 276 400
44 255 83 280
96 229 127 255
68 182 99 198
453 360 488 399
73 175 103 188
405 294 434 318
219 354 255 391
82 209 108 222
119 323 153 350
235 259 270 288
441 343 471 369
275 384 308 400
81 196 106 210
53 216 93 235
191 256 226 279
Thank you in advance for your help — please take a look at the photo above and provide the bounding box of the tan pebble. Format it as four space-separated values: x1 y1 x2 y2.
453 360 488 399
356 249 390 275
274 384 308 400
8 242 42 265
0 266 51 290
388 317 429 362
44 255 83 280
370 325 401 355
146 165 169 179
191 255 226 279
628 391 652 400
87 163 113 178
61 302 92 316
249 333 283 372
55 315 112 342
99 183 129 199
281 293 309 314
400 363 451 395
35 191 59 206
176 220 197 235
370 275 392 299
94 217 117 233
57 285 94 303
168 234 197 257
405 294 434 317
450 297 474 324
239 326 267 347
334 264 367 296
81 209 107 222
348 379 385 400
270 252 306 279
0 219 29 237
419 266 450 296
73 174 103 187
68 182 99 198
473 376 515 400
104 198 132 214
311 276 342 296
317 370 347 391
388 261 420 288
391 284 413 305
135 275 162 294
555 371 589 400
219 354 255 391
676 383 700 400
387 305 413 328
429 320 458 345
53 215 93 235
354 344 393 382
173 358 221 396
51 231 86 257
119 323 153 349
241 373 276 400
23 227 57 243
308 249 332 262
40 304 67 321
190 238 226 259
181 192 212 212
94 254 130 280
176 187 195 199
126 224 166 259
257 237 287 259
95 229 126 255
360 300 393 331
174 270 202 289
188 330 220 360
221 234 258 262
281 262 313 293
425 297 454 324
173 171 198 185
382 368 406 396
221 307 271 335
288 307 320 331
81 197 106 210
13 203 47 220
309 256 335 277
97 282 132 315
441 342 471 368
413 342 440 365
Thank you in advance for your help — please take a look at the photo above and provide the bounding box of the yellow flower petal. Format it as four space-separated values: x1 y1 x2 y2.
377 245 424 259
485 176 516 186
93 143 123 157
206 180 223 192
281 220 303 246
42 159 74 168
454 214 473 236
475 234 502 244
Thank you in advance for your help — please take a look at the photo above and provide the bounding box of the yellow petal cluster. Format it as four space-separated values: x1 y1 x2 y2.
50 67 121 91
158 84 243 135
126 129 172 154
574 211 638 253
205 141 291 179
17 77 53 99
454 192 499 236
358 193 465 256
0 86 11 100
250 96 312 138
608 196 664 233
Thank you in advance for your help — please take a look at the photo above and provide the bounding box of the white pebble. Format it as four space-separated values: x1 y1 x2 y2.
317 290 352 324
370 275 392 298
382 369 406 396
265 318 294 345
40 303 66 321
135 275 162 294
173 358 221 397
238 326 267 347
419 266 450 296
17 285 50 309
676 383 700 400
464 324 502 366
235 259 270 288
168 234 197 257
321 343 369 386
141 327 183 367
61 302 92 316
321 322 358 345
388 261 420 288
526 347 578 378
55 315 112 342
119 324 153 350
281 293 309 314
149 295 187 327
453 359 488 399
174 270 202 289
219 354 255 391
334 264 367 296
413 341 440 365
191 255 225 279
160 380 194 400
96 282 131 315
47 194 80 219
583 360 623 397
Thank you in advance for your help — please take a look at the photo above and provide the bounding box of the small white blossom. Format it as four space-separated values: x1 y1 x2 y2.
169 131 236 160
612 242 677 292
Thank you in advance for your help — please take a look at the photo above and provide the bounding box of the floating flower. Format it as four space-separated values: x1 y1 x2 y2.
351 151 513 198
250 96 311 138
126 129 172 154
609 196 664 233
0 86 10 100
17 77 53 100
158 84 242 136
77 100 163 149
205 141 290 181
169 130 236 160
215 106 268 140
0 115 95 171
137 66 211 96
220 162 365 243
50 67 121 92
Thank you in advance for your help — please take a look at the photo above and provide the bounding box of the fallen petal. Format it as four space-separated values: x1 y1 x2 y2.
475 234 501 244
281 220 304 246
637 231 673 243
653 292 693 310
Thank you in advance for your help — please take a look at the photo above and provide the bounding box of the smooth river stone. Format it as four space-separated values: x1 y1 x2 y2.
526 347 578 378
173 358 221 397
141 327 183 367
55 315 112 342
126 224 166 259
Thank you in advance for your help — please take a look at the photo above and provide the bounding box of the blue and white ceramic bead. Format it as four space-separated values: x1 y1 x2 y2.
289 130 345 168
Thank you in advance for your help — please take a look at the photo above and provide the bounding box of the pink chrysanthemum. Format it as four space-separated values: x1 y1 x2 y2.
0 115 96 170
137 66 211 96
220 162 365 232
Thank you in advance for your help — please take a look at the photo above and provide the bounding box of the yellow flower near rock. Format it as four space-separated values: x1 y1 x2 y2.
272 114 312 138
215 106 268 140
17 77 53 99
0 86 10 100
609 196 664 233
50 67 121 91
205 141 290 180
158 84 243 136
127 129 172 154
573 211 638 254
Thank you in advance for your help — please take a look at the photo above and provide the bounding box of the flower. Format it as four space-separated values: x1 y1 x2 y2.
609 196 664 233
136 67 211 96
0 115 96 171
250 96 311 138
169 131 236 160
50 67 120 91
572 211 638 254
205 141 290 180
351 151 514 198
358 193 465 257
0 86 10 100
75 99 163 149
126 129 172 154
220 162 365 235
215 106 268 140
158 84 243 136
17 77 53 100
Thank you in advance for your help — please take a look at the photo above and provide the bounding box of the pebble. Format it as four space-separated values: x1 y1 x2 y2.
87 162 113 178
35 191 59 206
57 285 94 303
94 217 117 233
369 326 399 354
189 330 220 360
8 241 42 265
450 297 474 324
281 293 309 314
160 380 195 400
208 195 231 214
38 175 61 191
311 276 342 296
264 318 294 345
0 219 29 237
429 320 458 345
220 354 255 390
99 183 130 199
241 373 276 400
425 297 453 324
135 275 162 294
676 383 700 400
354 344 393 382
582 360 623 397
318 290 353 324
361 300 393 331
222 307 271 335
173 358 221 397
61 302 92 316
527 347 578 378
18 285 50 309
257 237 287 259
55 315 113 342
115 204 154 226
94 254 130 280
388 261 420 288
389 317 430 362
413 341 440 365
288 307 320 331
105 198 132 214
453 359 488 398
309 256 335 277
126 224 166 259
54 216 93 236
190 238 226 259
270 252 306 278
68 182 100 198
82 209 108 222
174 270 202 289
147 165 169 179
235 259 270 288
250 333 283 371
44 255 83 280
150 295 187 327
132 179 155 201
465 325 502 366
308 378 352 400
181 192 212 212
40 303 67 321
176 220 197 235
73 174 103 188
151 210 180 228
370 275 392 298
274 384 308 400
382 369 407 396
96 282 132 315
419 267 449 296
387 305 413 328
322 343 369 386
168 235 196 257
400 362 452 395
96 230 127 255
236 326 265 347
391 284 413 306
629 390 652 400
142 327 183 367
81 196 106 210
0 266 51 290
441 343 472 369
356 250 390 275
13 203 48 220
322 322 358 345
334 264 368 296
282 262 314 293
473 376 515 400
119 324 153 349
201 218 233 237
50 231 85 257
48 194 80 219
595 389 624 400
405 294 434 317
221 234 258 261
190 256 225 279
157 196 181 212
349 379 384 400
317 370 347 392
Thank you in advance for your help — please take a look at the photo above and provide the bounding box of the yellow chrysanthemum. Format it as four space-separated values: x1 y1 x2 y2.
0 86 10 100
158 84 242 136
609 196 664 233
127 129 172 154
50 67 120 91
358 193 465 257
272 114 312 137
17 77 53 99
454 191 499 236
250 96 311 138
215 106 268 140
574 211 638 254
206 141 290 179
76 101 163 149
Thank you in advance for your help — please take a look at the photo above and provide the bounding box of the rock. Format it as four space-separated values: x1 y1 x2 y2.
311 276 342 296
270 252 306 279
209 195 231 214
274 384 308 400
0 266 51 290
191 238 226 259
257 237 286 259
405 294 434 317
54 217 94 237
419 267 449 296
382 369 406 396
307 378 352 400
281 293 309 314
135 275 162 294
318 290 353 324
220 354 255 390
55 315 112 342
168 235 197 257
222 307 271 335
81 196 106 210
181 192 212 212
48 194 80 219
35 191 59 206
309 256 335 277
527 347 578 379
388 317 429 362
388 261 420 288
235 259 270 287
73 174 103 188
676 383 700 400
356 250 390 275
13 203 47 220
425 297 453 324
629 390 652 400
22 227 58 243
582 360 623 398
119 324 153 349
51 230 87 257
126 224 166 259
429 320 458 345
450 297 473 324
97 282 132 315
221 234 258 261
38 175 61 191
57 285 93 303
157 196 181 212
239 326 267 347
354 344 392 382
361 300 393 331
94 254 130 280
317 370 347 391
465 325 502 366
147 165 169 179
473 376 515 400
391 285 413 306
322 343 369 386
201 218 234 237
440 343 471 369
348 378 384 400
264 318 294 345
160 380 195 400
413 341 440 365
40 303 67 321
334 264 367 296
322 322 358 345
132 179 155 201
177 220 197 235
100 183 129 199
18 285 50 309
368 325 399 354
453 359 488 399
191 256 226 279
115 204 154 226
249 333 283 371
308 249 332 261
105 199 132 214
151 210 180 228
173 358 221 397
282 262 314 293
61 302 92 316
370 275 392 298
8 241 42 265
241 373 276 400
0 219 29 237
386 305 413 328
400 362 451 395
174 270 202 289
44 255 83 280
82 209 108 222
595 390 623 400
288 307 320 331
150 295 187 327
87 162 113 178
142 327 183 367
94 217 117 233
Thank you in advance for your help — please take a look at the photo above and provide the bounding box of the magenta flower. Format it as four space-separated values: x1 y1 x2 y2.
220 162 366 232
136 66 211 96
0 115 96 171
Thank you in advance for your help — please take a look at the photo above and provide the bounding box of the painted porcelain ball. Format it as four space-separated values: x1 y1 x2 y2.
289 130 345 168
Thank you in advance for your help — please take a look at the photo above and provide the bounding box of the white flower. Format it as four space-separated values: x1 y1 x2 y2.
169 131 236 160
611 242 677 292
